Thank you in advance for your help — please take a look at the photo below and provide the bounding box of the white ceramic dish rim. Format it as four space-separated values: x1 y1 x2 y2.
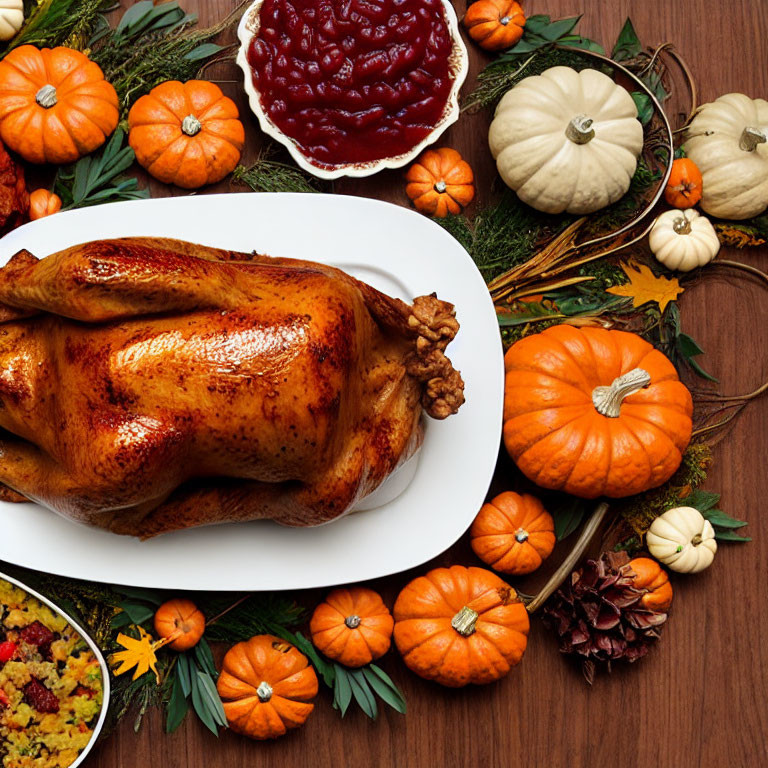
235 0 469 180
0 570 110 768
0 193 503 591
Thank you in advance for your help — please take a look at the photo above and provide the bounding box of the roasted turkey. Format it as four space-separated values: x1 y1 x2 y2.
0 237 464 537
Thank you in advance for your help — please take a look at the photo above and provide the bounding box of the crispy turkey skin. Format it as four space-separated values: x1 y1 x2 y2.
0 237 464 537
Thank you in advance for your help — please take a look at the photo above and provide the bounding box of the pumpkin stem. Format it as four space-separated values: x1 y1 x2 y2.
515 528 529 543
433 180 447 194
182 114 203 137
672 214 692 235
691 533 703 547
525 502 610 614
450 606 479 636
592 368 651 418
739 126 768 152
35 84 57 109
344 615 361 629
565 115 595 145
499 15 510 25
256 681 273 702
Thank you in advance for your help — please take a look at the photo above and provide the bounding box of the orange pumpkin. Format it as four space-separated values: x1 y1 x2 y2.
464 0 526 51
128 80 244 189
0 46 119 164
405 148 475 217
393 565 529 687
503 325 693 498
29 189 62 220
470 492 555 575
153 599 205 651
664 158 703 209
629 557 674 611
309 587 393 667
217 635 318 740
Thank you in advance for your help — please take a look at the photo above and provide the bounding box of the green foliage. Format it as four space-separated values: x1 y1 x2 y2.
550 497 589 541
54 128 149 210
90 1 230 113
6 0 112 51
678 489 751 542
611 18 642 61
233 154 327 195
202 594 305 643
501 14 604 56
285 632 406 719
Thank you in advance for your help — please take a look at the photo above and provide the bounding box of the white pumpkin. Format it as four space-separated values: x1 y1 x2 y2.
0 0 23 42
684 93 768 220
489 66 644 215
646 506 717 574
648 208 720 272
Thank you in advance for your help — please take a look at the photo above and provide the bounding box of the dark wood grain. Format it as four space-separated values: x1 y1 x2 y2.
84 1 768 766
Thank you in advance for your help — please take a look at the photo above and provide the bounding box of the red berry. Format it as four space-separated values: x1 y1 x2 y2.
20 621 55 648
0 641 17 663
24 678 59 714
0 690 10 708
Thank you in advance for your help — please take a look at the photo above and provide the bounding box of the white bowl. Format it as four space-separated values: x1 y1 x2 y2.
0 571 110 768
235 0 469 180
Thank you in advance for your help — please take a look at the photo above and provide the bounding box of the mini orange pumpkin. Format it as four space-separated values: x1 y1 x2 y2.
464 0 526 51
393 565 529 687
309 587 393 667
405 148 475 217
470 492 555 575
29 189 62 220
217 635 318 740
154 599 206 651
0 45 119 164
503 325 693 498
664 158 703 209
128 80 245 189
628 557 674 611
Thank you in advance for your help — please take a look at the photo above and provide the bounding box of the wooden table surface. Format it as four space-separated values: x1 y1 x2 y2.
85 0 768 766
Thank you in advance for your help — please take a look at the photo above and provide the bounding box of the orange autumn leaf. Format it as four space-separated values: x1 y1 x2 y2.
111 626 174 683
606 260 684 313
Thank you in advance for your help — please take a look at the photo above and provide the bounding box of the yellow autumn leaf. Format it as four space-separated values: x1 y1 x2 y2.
111 627 172 683
606 260 684 313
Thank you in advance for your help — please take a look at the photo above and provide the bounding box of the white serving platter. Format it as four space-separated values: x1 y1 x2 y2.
0 570 110 767
0 193 502 590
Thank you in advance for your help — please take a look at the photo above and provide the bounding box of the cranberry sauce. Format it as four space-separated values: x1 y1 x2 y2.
247 0 454 169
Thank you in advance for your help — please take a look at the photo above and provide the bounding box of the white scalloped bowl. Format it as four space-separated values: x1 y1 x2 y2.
236 0 469 180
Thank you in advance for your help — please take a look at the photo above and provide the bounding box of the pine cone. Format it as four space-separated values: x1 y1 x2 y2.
542 551 669 684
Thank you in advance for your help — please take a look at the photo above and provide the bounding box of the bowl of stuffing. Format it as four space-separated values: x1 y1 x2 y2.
0 572 109 768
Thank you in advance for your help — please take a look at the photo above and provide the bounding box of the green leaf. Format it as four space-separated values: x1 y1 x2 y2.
118 601 155 626
110 611 132 629
540 16 582 41
701 508 749 529
506 38 547 54
612 18 642 61
521 15 551 35
333 668 352 716
712 530 752 542
166 670 189 733
363 667 407 714
194 639 218 679
552 498 586 540
115 0 154 35
677 333 718 382
189 672 219 735
560 37 605 54
184 42 224 61
631 91 653 125
347 669 378 719
288 632 336 688
680 488 721 512
195 668 228 728
177 654 192 697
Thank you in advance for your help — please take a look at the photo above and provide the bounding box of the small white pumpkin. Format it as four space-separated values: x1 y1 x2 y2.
646 506 717 574
648 208 720 272
684 93 768 220
489 66 644 215
0 0 23 42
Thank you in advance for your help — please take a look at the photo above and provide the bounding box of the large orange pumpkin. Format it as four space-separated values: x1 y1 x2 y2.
470 492 555 575
628 557 674 611
503 325 693 498
217 635 318 740
128 80 244 189
309 587 393 668
0 46 119 164
464 0 526 52
393 565 529 687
